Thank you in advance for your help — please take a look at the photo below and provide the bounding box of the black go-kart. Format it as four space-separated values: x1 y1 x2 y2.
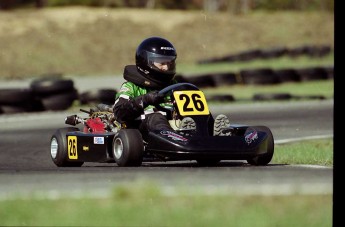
50 83 274 167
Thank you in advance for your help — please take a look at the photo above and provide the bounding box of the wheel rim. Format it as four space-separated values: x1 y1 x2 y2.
50 138 58 159
114 138 123 159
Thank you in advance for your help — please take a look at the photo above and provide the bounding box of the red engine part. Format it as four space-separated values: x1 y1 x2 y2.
83 117 105 133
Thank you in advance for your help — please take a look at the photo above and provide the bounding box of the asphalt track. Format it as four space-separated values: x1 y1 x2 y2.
0 95 333 199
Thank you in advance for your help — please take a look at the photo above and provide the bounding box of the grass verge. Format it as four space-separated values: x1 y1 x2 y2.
273 138 333 166
0 185 332 227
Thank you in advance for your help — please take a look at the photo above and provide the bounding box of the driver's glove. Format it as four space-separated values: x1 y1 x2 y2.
134 91 165 108
113 91 165 122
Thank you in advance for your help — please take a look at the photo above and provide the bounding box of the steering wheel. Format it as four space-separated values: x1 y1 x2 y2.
155 83 199 114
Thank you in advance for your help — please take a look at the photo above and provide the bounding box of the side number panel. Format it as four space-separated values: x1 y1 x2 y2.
67 136 78 159
173 90 210 116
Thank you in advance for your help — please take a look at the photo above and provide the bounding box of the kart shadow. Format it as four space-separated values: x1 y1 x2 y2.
140 161 287 168
141 161 245 167
83 162 287 168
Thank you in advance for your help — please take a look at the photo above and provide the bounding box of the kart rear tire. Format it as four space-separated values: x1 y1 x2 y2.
50 127 84 167
112 129 144 167
247 126 274 166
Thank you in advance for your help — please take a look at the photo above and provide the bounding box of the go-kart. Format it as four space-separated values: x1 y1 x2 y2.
50 83 274 167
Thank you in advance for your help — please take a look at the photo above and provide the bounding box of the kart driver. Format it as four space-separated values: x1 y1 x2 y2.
112 36 230 139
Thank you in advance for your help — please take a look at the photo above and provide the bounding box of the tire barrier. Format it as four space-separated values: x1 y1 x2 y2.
0 75 118 115
260 47 289 59
295 67 329 81
274 69 301 83
0 88 33 104
240 68 280 85
208 92 326 103
252 93 293 101
0 88 37 114
174 74 188 83
324 66 334 79
40 89 79 111
79 88 117 105
197 44 332 64
30 76 78 111
232 49 262 62
212 72 238 86
287 45 332 58
179 66 333 87
30 76 74 95
207 94 235 102
181 74 217 88
0 65 333 114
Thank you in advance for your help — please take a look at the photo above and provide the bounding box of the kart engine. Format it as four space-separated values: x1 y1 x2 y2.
65 105 120 133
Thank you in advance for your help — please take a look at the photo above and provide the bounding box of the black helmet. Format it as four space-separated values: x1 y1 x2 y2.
135 37 177 85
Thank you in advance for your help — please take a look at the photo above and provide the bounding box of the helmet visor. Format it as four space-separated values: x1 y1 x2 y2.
147 52 176 74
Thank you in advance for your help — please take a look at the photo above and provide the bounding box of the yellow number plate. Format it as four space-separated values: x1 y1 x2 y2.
67 136 78 159
173 90 210 116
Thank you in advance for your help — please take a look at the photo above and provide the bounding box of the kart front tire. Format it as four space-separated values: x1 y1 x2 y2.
50 127 84 167
112 129 144 167
246 126 274 166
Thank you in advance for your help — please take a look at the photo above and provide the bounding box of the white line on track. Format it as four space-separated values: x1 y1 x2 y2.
275 134 333 144
0 182 332 201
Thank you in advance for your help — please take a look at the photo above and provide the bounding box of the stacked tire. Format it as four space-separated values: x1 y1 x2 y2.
0 75 118 115
183 74 216 88
0 88 37 114
198 45 332 64
0 75 80 114
79 88 117 105
240 68 280 85
30 76 78 111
